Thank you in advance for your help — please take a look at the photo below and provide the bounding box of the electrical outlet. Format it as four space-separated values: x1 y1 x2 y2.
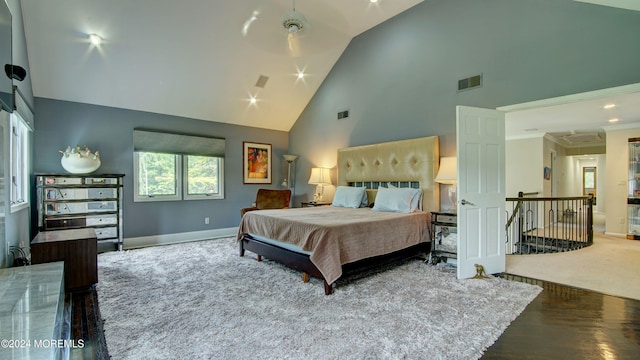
20 241 25 249
205 217 210 225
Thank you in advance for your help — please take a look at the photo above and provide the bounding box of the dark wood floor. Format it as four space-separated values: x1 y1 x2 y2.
68 287 109 360
69 275 640 359
484 275 640 359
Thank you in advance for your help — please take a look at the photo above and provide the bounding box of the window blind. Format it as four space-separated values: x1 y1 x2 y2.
133 129 225 157
13 86 34 131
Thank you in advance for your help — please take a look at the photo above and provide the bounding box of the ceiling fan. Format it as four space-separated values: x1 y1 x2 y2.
280 0 310 55
281 0 309 34
241 0 348 57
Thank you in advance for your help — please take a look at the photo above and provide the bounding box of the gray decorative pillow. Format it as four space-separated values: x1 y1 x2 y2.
372 187 423 213
331 186 367 208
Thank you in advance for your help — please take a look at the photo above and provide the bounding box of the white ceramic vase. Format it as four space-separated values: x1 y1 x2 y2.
61 154 101 174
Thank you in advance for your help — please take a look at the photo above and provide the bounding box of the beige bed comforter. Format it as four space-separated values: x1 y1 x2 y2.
237 206 430 285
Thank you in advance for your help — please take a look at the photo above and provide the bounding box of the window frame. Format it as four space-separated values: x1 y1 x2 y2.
582 166 596 196
133 151 225 202
133 152 182 202
183 155 225 201
9 112 29 213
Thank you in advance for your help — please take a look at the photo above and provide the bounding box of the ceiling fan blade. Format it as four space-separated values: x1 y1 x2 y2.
240 1 350 57
287 32 300 57
241 10 260 37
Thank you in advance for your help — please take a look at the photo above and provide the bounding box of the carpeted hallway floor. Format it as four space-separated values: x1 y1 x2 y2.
506 213 640 300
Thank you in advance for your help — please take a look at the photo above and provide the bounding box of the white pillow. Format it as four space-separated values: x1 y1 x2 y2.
372 187 423 213
331 186 368 208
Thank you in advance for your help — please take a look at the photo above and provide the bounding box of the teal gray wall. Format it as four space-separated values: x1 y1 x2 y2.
32 98 289 238
2 0 33 268
288 0 640 203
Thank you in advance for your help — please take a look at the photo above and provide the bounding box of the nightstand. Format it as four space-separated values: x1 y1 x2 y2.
31 228 98 291
430 211 457 265
301 201 332 207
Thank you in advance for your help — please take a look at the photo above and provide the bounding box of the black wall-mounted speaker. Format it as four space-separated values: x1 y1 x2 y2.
4 64 27 81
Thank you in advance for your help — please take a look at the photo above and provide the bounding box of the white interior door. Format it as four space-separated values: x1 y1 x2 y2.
456 106 506 279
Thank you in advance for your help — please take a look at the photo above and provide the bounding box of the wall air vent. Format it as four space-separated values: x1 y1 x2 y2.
458 74 483 92
337 109 350 119
255 75 269 88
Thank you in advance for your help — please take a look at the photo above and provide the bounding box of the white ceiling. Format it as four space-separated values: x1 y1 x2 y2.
574 0 640 12
505 87 640 146
20 0 423 132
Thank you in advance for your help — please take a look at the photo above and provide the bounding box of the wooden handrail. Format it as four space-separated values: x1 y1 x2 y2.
506 196 591 201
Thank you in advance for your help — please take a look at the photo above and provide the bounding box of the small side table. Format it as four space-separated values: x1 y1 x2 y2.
301 201 332 207
31 228 98 291
430 212 457 265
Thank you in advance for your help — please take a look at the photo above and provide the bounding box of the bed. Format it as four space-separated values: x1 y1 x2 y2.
238 136 440 294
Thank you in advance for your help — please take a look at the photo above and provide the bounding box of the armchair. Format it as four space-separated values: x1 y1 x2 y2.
240 189 292 218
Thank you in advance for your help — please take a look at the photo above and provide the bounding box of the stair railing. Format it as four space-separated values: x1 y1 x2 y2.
506 193 593 255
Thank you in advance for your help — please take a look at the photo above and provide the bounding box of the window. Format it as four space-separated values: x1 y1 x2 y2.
134 152 182 202
583 166 596 197
132 129 226 202
184 155 224 200
133 152 224 202
10 112 29 212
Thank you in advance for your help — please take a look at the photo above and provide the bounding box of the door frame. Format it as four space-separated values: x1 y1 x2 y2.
498 83 640 237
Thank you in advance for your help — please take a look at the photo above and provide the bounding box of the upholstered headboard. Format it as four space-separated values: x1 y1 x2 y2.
337 136 440 212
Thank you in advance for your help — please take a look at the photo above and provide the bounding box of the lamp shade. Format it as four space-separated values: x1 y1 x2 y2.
308 167 331 185
434 157 457 185
283 154 298 162
282 154 297 188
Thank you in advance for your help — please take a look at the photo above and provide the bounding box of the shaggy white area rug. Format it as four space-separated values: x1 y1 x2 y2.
97 238 541 359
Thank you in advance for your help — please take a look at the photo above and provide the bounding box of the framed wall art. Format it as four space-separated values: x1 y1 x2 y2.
243 141 272 184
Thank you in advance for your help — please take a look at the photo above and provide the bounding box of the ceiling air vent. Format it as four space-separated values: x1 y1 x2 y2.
560 132 602 144
255 75 269 88
458 74 482 92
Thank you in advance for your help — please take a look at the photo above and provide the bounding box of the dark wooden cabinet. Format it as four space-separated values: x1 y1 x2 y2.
31 228 98 291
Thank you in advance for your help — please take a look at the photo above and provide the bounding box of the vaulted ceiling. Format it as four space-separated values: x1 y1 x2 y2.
19 0 640 138
20 0 423 132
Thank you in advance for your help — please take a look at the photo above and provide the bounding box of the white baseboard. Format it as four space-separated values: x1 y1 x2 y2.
603 232 627 238
123 227 238 250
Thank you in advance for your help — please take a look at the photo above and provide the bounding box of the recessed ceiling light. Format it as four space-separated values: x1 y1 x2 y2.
608 118 619 123
89 33 102 45
249 97 257 104
297 72 304 79
603 103 616 109
370 0 379 3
